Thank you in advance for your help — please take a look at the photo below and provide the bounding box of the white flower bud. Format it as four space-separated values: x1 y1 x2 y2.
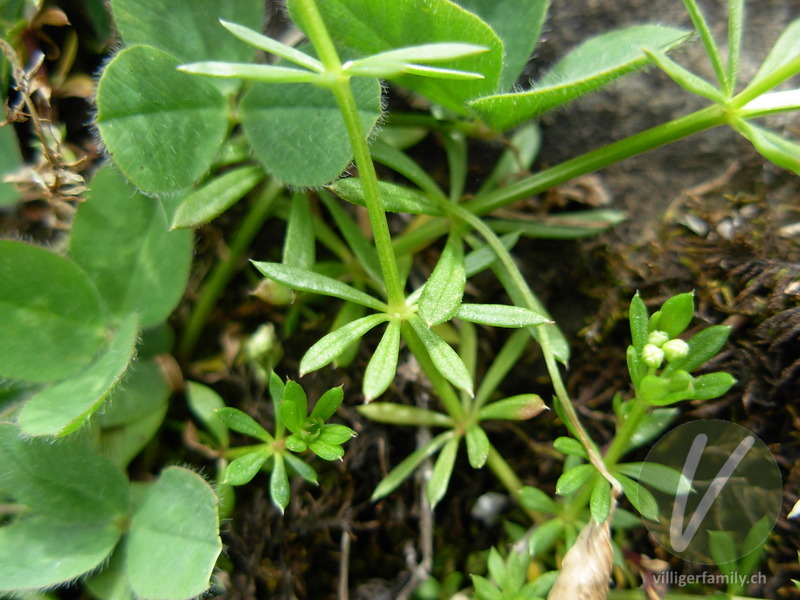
647 330 670 347
642 344 665 368
662 338 689 362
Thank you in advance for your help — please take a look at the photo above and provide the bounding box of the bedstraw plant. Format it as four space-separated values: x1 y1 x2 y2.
0 0 798 597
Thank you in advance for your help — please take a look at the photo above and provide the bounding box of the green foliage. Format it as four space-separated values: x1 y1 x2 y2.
626 292 735 406
18 314 139 436
0 239 107 382
96 45 229 194
239 74 382 186
2 0 794 596
0 125 22 206
214 375 355 512
292 0 504 114
471 546 556 600
126 468 222 599
71 167 193 327
0 424 221 599
471 25 692 130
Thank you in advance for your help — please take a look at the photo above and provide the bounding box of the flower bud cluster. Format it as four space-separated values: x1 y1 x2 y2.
641 330 689 369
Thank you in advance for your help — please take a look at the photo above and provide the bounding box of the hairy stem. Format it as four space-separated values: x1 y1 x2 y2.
293 0 405 309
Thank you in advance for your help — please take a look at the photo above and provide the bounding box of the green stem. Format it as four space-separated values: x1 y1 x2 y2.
602 398 649 467
486 444 544 523
178 179 282 358
682 0 729 95
293 0 405 310
392 104 727 256
441 200 620 492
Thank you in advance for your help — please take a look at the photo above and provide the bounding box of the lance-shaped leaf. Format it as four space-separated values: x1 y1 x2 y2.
590 477 612 524
471 25 691 131
407 314 474 396
657 292 694 338
528 518 565 557
96 45 229 194
629 292 649 353
747 19 800 92
224 450 271 485
662 325 730 375
371 430 455 500
187 382 230 449
280 381 308 435
0 126 23 207
363 319 402 401
270 454 290 513
329 178 443 215
343 42 487 79
308 439 346 461
735 121 800 175
555 463 596 496
310 386 344 421
553 436 588 459
357 402 454 427
617 473 659 521
418 232 465 326
215 407 273 442
0 240 106 382
708 530 738 576
18 315 139 437
464 234 519 277
644 47 726 103
455 303 550 328
489 209 626 239
331 301 367 368
171 165 265 229
741 89 800 119
616 462 693 495
283 452 318 485
300 313 389 375
478 394 547 421
688 371 736 401
318 424 356 445
465 424 489 469
178 61 320 83
219 19 324 72
251 261 387 310
283 193 316 269
427 436 461 508
127 467 221 600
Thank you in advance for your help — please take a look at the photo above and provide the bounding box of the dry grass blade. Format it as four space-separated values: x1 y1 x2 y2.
547 505 615 600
